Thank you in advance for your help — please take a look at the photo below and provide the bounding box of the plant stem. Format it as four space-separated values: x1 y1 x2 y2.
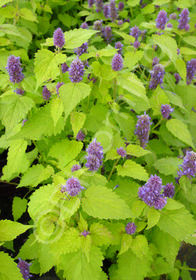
176 266 196 272
107 158 120 181
151 118 163 131
113 77 117 101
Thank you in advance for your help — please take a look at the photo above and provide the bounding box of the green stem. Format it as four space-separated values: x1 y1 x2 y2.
113 77 117 102
176 266 196 272
0 180 18 186
107 158 120 181
151 118 163 131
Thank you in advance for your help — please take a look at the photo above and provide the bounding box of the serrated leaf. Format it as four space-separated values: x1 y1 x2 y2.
153 157 183 176
70 112 86 137
19 8 37 22
119 233 132 255
65 29 97 49
131 235 149 258
0 220 32 241
126 144 151 157
174 58 186 81
60 197 80 220
0 252 24 280
147 208 160 229
166 119 194 148
90 223 113 246
17 234 39 260
82 185 133 219
50 97 64 127
112 30 135 44
12 197 27 221
124 51 144 70
152 35 177 61
60 83 91 121
117 160 149 181
92 61 117 80
38 243 55 275
183 36 196 48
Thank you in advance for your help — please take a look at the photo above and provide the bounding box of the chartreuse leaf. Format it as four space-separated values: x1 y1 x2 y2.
131 235 149 258
158 207 196 241
124 51 144 70
146 208 160 229
0 95 34 131
92 61 117 80
48 139 83 169
174 58 186 81
17 234 39 260
119 233 133 255
34 50 66 88
38 242 55 275
0 6 16 18
18 164 54 188
50 97 64 127
166 119 194 148
117 160 149 181
82 185 133 219
2 139 30 181
126 144 151 157
183 36 196 48
152 35 178 61
19 8 37 22
12 197 27 221
70 112 86 137
60 83 91 121
153 157 183 176
112 30 135 44
0 0 13 8
59 247 104 280
59 197 80 220
0 220 32 241
0 252 24 280
90 223 113 246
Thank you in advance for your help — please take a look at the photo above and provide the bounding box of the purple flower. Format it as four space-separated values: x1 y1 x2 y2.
76 130 85 141
61 62 69 73
42 86 51 100
53 28 65 49
86 138 104 158
95 0 103 12
174 73 181 84
71 164 81 172
133 40 140 49
177 151 196 179
69 58 84 83
80 230 90 237
112 53 123 71
167 23 173 28
156 10 168 30
163 183 175 198
154 195 167 210
14 88 24 95
74 42 88 57
85 154 102 171
177 48 180 55
103 4 110 18
185 24 190 31
93 20 103 31
56 82 64 96
161 104 174 119
22 119 28 126
118 1 124 11
61 177 84 196
152 57 159 67
118 20 123 25
6 55 24 84
130 26 141 40
178 9 190 30
17 259 32 280
125 222 136 235
115 41 123 54
103 26 112 42
149 64 165 90
88 0 94 8
109 0 118 22
135 112 152 148
169 13 177 20
85 138 104 172
117 147 127 158
80 22 88 29
186 59 196 85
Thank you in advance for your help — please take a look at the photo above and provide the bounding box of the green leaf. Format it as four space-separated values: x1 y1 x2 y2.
0 0 13 8
19 8 37 22
70 112 86 137
18 164 54 188
12 197 27 221
50 97 64 127
0 95 34 132
38 243 55 275
152 35 177 61
112 30 135 44
0 220 32 241
90 223 113 246
17 234 39 260
128 0 140 6
126 144 151 157
166 119 194 148
158 208 196 241
131 235 149 258
82 185 133 219
65 29 97 49
0 252 24 280
59 83 91 121
119 233 133 255
183 36 196 48
117 160 149 181
147 208 160 229
92 61 117 80
48 139 83 169
124 51 144 70
0 6 16 18
174 58 186 81
153 0 170 4
153 157 183 176
2 139 30 181
60 197 81 220
34 50 66 88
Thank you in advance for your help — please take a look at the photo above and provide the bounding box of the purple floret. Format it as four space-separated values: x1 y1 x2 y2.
76 130 85 141
93 20 103 31
135 112 152 148
174 73 181 84
109 0 118 22
88 0 94 8
154 195 167 210
103 4 110 18
178 9 190 30
167 23 173 28
156 10 168 30
14 88 25 95
53 28 65 49
61 62 69 73
112 54 123 71
118 1 124 11
69 58 84 83
61 177 84 196
80 22 88 29
115 41 123 54
161 104 174 119
74 42 88 57
103 26 112 42
169 13 177 20
152 57 159 67
56 82 64 96
80 230 90 237
6 55 24 84
186 59 196 85
42 86 51 100
85 138 104 172
125 222 136 235
95 0 103 12
149 64 165 90
17 258 32 280
130 26 141 40
71 164 81 172
177 151 196 179
117 147 127 158
163 183 175 198
133 40 140 49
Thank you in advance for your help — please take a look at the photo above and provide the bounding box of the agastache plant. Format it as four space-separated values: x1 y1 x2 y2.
17 259 32 280
109 0 118 22
149 64 165 89
112 54 123 71
85 138 104 171
53 27 65 48
177 151 196 179
135 112 152 148
68 57 85 82
161 104 174 119
156 10 168 29
61 177 84 196
186 59 196 85
6 55 24 83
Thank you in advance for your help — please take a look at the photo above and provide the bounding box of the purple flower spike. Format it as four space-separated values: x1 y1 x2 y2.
117 147 127 158
133 40 140 49
126 222 136 235
14 88 24 95
85 138 104 172
149 64 165 90
88 0 94 8
95 0 103 12
135 112 152 148
75 42 88 57
161 104 174 119
103 26 112 42
115 41 123 54
61 177 84 196
71 164 81 172
69 58 84 83
53 28 65 49
112 53 123 71
152 57 159 67
118 1 124 11
80 22 88 29
61 62 69 73
167 23 173 28
130 26 141 40
6 55 24 84
178 9 190 30
186 59 196 85
109 0 118 22
93 20 103 31
163 183 175 198
177 151 196 179
42 86 51 100
103 4 110 18
174 73 181 84
154 195 167 210
17 258 32 280
56 82 64 96
76 130 85 141
156 10 168 30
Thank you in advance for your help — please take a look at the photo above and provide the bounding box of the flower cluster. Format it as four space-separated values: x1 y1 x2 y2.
85 138 104 171
118 1 124 11
117 147 127 158
17 258 32 280
135 112 152 148
81 22 88 29
103 4 110 18
109 0 118 22
125 222 136 235
178 8 190 30
95 0 103 12
61 177 84 196
53 28 65 48
174 73 181 84
115 41 123 54
138 175 167 210
93 20 103 31
152 57 159 67
112 54 123 71
149 64 165 89
177 151 196 179
69 58 84 83
156 10 168 30
14 88 25 95
56 82 64 96
76 130 85 141
6 55 24 83
42 86 51 100
130 26 140 40
71 164 81 172
88 0 94 8
75 42 88 57
186 59 196 85
133 40 140 49
61 62 69 73
161 104 174 119
163 183 175 198
103 26 112 41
